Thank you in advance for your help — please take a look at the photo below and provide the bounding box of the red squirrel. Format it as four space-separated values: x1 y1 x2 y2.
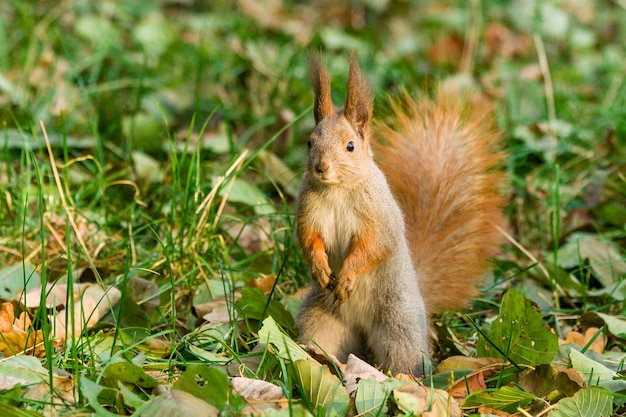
295 54 507 376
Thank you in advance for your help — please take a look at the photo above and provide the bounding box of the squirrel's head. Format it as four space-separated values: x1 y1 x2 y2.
306 54 374 185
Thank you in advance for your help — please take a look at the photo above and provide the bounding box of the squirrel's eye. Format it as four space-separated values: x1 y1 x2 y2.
346 141 355 152
307 140 312 149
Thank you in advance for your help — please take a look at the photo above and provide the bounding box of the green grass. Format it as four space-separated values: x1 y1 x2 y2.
1 0 625 415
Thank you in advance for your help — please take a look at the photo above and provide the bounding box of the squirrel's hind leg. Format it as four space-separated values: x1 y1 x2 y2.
367 305 432 377
296 286 361 362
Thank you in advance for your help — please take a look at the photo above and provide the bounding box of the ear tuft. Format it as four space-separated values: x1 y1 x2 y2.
344 53 373 137
308 53 333 124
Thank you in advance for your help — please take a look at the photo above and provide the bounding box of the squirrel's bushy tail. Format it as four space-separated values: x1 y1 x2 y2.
373 89 507 315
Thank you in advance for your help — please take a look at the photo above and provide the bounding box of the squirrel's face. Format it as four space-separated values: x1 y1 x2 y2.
306 113 371 186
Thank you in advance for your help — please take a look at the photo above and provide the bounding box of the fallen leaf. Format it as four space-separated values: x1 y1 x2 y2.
127 276 160 315
462 386 536 413
547 386 612 417
516 364 583 400
393 384 462 417
560 327 606 354
435 355 503 373
196 299 233 325
484 22 531 59
0 302 48 357
448 372 487 403
425 33 464 68
568 348 626 392
173 365 230 409
225 218 273 255
24 375 77 409
558 233 626 287
231 377 286 412
476 405 514 416
50 284 122 341
293 359 350 417
250 274 277 294
0 302 15 332
140 389 219 417
0 356 50 388
477 289 558 366
257 316 309 362
344 353 387 395
355 377 403 417
17 283 92 309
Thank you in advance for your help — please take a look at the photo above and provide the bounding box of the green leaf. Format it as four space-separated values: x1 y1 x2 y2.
74 14 121 48
355 378 402 417
173 365 231 409
0 403 45 417
257 316 310 362
133 13 176 60
462 386 536 413
568 348 626 392
547 386 612 417
117 381 146 410
101 362 157 389
596 312 626 336
294 359 350 417
250 404 312 417
477 289 558 366
0 356 49 387
139 389 219 417
80 377 123 417
223 178 275 215
557 233 626 287
0 262 40 300
235 287 296 336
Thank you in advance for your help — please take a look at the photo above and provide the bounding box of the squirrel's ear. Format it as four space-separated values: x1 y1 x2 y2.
309 53 333 124
344 54 373 137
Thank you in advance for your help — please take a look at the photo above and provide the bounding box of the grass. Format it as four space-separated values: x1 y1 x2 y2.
1 0 626 415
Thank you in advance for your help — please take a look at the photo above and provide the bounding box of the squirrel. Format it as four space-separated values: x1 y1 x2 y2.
295 54 507 376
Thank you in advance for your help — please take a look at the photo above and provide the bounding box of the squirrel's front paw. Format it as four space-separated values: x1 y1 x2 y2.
333 272 355 304
310 259 332 289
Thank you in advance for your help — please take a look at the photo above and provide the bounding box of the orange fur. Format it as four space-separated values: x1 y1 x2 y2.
297 225 332 288
373 90 507 315
335 226 390 302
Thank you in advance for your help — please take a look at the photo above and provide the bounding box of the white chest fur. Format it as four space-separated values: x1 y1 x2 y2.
307 187 361 272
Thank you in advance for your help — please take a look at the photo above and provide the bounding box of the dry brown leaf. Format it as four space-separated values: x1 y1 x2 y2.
24 375 77 409
344 353 387 394
448 372 487 403
0 376 27 390
250 274 277 294
436 355 503 374
144 337 171 355
560 327 606 354
52 285 121 341
426 34 464 68
0 326 47 357
14 311 33 331
477 405 514 416
225 219 272 256
394 384 462 417
197 299 232 324
0 302 48 357
231 377 286 411
17 283 92 309
303 343 345 373
517 364 583 400
0 302 15 332
484 22 531 59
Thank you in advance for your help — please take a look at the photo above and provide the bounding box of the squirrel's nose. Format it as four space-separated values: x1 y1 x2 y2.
315 160 329 174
